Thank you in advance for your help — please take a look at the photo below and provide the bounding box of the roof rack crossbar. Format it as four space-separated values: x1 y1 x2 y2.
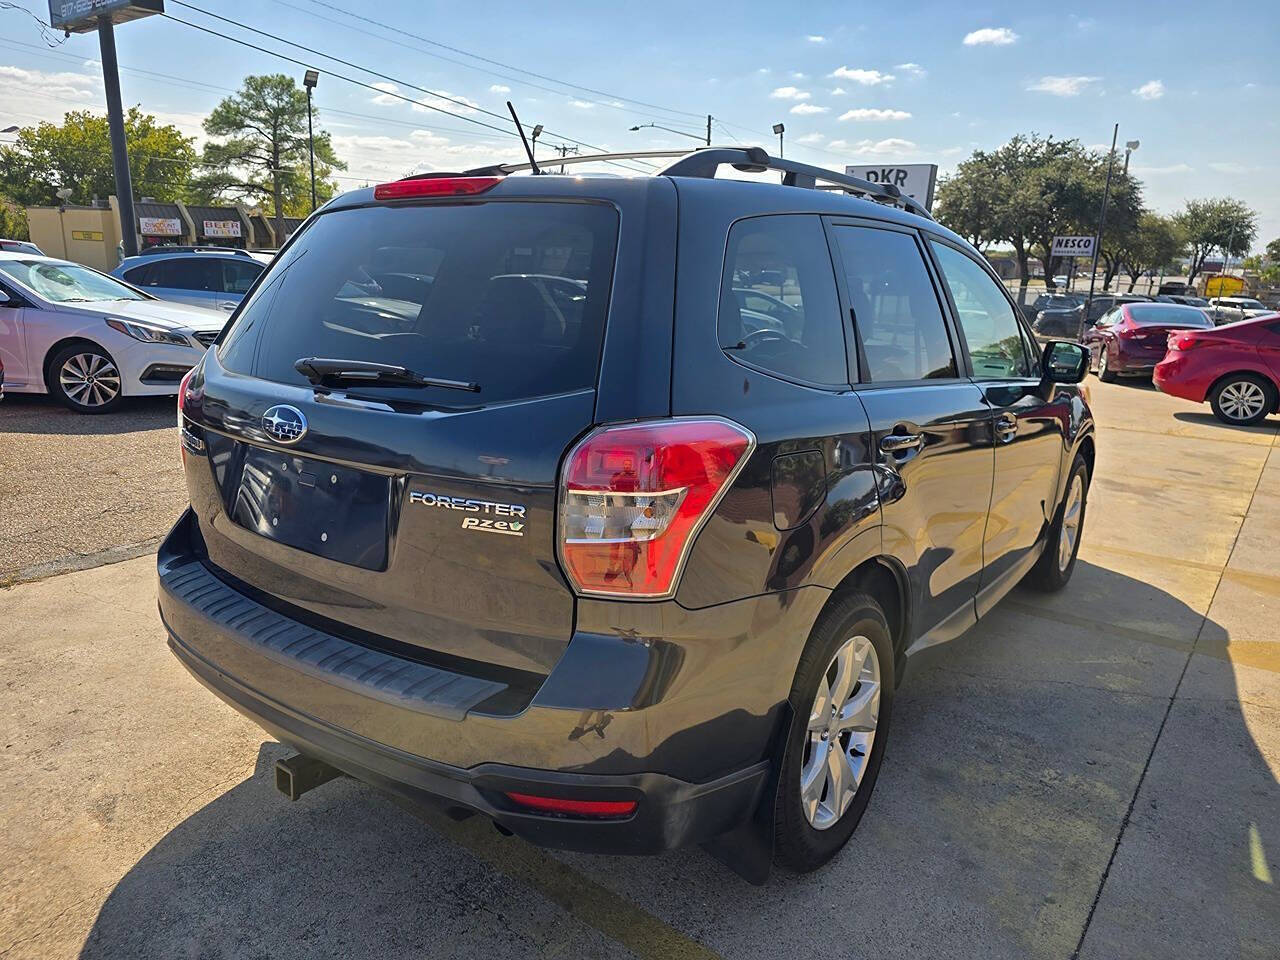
658 148 932 219
456 145 932 220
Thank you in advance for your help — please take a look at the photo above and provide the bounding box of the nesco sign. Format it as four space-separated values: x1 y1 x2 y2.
1051 236 1096 258
844 164 939 211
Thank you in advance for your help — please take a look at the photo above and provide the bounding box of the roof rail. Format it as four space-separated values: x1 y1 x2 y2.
657 148 932 219
459 145 932 220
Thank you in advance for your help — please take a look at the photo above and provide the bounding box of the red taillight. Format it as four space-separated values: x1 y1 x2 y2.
372 176 502 201
1170 332 1206 351
558 418 755 598
504 792 637 818
177 367 195 423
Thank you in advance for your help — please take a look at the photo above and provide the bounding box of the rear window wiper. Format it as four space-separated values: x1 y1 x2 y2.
294 357 479 392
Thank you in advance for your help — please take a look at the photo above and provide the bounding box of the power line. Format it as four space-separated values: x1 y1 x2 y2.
162 2 654 173
276 0 705 123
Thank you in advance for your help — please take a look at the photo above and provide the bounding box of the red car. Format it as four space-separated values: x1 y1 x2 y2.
1085 301 1215 382
1154 313 1280 425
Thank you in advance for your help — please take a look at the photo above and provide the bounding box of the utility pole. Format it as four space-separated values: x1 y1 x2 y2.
551 143 579 175
1080 123 1119 341
97 17 137 258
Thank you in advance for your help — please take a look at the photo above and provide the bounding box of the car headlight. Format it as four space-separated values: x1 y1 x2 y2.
105 317 191 347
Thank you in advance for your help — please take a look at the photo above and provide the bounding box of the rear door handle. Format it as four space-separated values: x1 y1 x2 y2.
995 413 1018 442
879 433 923 454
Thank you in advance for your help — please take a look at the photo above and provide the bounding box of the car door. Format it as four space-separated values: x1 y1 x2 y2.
929 238 1067 612
1083 307 1119 364
1258 319 1280 381
828 218 994 647
0 279 30 389
148 257 221 308
219 258 263 311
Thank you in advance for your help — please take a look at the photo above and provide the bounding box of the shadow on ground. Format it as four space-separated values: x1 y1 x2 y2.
1172 410 1278 433
78 561 1277 960
0 394 174 435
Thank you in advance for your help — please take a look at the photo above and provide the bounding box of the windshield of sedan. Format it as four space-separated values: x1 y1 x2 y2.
0 260 146 303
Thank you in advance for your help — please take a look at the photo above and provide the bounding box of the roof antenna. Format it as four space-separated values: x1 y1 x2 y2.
506 101 542 175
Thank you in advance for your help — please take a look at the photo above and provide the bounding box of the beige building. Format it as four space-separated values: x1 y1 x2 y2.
25 197 281 272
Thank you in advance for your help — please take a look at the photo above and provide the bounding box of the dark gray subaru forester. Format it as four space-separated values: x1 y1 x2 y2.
159 147 1094 880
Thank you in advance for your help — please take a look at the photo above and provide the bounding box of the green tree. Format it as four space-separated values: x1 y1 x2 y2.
196 74 344 237
934 158 1002 250
1122 213 1186 292
1175 197 1258 285
0 196 28 240
1264 237 1280 263
0 108 196 207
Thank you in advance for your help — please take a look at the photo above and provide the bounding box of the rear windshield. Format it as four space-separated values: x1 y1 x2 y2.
218 200 619 405
1127 304 1213 328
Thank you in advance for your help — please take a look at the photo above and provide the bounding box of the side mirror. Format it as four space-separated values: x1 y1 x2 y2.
0 289 14 307
1042 340 1088 384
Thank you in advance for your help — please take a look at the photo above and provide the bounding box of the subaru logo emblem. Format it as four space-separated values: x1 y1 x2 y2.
262 404 307 444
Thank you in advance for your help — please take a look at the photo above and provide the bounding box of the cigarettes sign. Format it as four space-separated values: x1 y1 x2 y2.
1051 236 1096 258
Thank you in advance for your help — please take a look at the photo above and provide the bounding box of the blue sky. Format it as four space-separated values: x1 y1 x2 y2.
2 0 1277 245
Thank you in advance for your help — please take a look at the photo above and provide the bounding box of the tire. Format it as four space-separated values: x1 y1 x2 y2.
773 591 894 873
1096 347 1116 383
1209 374 1275 427
47 343 124 414
1024 452 1089 592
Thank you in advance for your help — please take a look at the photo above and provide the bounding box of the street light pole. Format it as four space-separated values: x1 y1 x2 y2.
773 123 785 157
706 114 712 146
1080 123 1119 341
1123 139 1139 177
629 122 709 145
303 70 319 212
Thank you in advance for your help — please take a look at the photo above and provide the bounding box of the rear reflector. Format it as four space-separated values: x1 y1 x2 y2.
558 418 755 598
373 176 502 200
504 792 637 818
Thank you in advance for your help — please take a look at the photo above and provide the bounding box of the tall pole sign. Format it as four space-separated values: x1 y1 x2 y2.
48 1 164 259
1080 123 1119 341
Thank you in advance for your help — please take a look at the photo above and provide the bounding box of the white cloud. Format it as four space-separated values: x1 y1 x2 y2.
489 84 511 94
568 99 595 109
757 67 771 75
894 62 926 77
770 86 811 100
790 103 829 115
411 91 479 116
839 107 912 121
827 137 917 157
806 35 827 43
1133 79 1164 100
1208 161 1258 174
1027 75 1099 96
791 71 808 80
0 65 101 104
1131 163 1193 175
795 132 826 144
830 86 847 95
829 66 894 85
369 81 401 105
963 27 1018 46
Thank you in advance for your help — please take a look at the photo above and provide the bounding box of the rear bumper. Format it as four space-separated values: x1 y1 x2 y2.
157 509 798 853
1153 356 1208 402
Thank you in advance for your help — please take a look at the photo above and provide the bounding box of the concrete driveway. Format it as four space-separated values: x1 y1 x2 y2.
1 379 1276 959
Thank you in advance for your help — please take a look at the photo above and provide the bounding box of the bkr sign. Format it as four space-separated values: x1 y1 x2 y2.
844 164 939 211
1050 236 1096 258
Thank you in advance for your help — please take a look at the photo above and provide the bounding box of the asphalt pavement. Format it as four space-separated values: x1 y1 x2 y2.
0 379 1276 959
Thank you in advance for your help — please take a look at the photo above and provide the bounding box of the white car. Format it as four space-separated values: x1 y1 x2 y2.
0 252 226 413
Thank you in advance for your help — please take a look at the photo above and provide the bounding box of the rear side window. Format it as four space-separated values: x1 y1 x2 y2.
222 259 262 294
123 263 155 285
220 201 619 406
930 242 1032 378
153 257 218 291
832 225 955 382
717 215 848 386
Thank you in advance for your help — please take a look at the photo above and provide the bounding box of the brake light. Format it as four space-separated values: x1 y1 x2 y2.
177 367 195 424
504 792 637 818
373 176 501 200
1170 332 1206 351
558 418 755 598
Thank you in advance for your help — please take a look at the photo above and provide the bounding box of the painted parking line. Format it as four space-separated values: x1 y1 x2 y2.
392 797 723 960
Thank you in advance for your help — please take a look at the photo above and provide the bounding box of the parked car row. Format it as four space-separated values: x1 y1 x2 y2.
0 252 226 413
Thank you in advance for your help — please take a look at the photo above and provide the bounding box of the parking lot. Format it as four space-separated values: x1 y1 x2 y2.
1 380 1277 960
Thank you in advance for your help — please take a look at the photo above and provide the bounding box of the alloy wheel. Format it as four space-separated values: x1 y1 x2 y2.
59 352 121 408
800 635 881 830
1058 472 1084 572
1218 380 1267 422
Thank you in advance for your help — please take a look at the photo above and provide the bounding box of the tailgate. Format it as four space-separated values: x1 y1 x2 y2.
179 192 624 676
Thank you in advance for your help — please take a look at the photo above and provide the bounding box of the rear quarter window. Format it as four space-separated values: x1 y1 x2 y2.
218 200 619 406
